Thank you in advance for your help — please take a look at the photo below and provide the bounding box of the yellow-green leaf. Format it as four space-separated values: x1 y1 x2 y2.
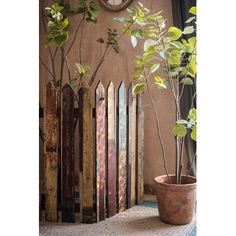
191 125 197 141
172 124 187 137
133 83 145 94
189 6 197 15
188 108 197 121
153 76 167 89
167 27 182 40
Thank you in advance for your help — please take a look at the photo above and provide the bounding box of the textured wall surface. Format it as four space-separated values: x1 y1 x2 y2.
39 0 187 188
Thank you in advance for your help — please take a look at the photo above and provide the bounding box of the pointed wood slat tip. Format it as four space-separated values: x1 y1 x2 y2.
62 83 73 91
107 81 115 89
128 82 134 90
95 80 105 90
118 81 126 90
47 80 56 89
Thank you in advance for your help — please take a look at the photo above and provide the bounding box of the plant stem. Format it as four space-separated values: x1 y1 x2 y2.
79 13 85 64
88 45 109 86
66 14 85 56
145 79 171 183
88 22 134 86
39 56 55 80
179 137 185 183
186 151 196 177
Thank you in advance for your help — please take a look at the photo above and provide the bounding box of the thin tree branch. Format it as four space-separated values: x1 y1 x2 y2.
39 56 55 79
79 13 85 64
66 14 85 56
146 78 171 183
88 22 134 86
186 151 196 177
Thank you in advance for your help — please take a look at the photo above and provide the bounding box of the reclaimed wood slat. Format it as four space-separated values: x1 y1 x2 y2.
61 84 75 222
44 81 58 222
107 81 117 217
136 94 144 204
117 82 127 212
95 81 106 222
127 83 137 208
79 85 95 223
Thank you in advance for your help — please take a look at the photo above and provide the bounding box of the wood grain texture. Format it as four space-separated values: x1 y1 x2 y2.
79 85 95 223
117 82 127 212
128 83 137 208
61 84 75 222
107 81 117 217
44 81 58 222
136 94 144 204
95 81 106 222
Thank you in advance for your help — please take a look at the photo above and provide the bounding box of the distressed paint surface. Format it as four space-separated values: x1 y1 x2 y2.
61 84 75 222
118 82 127 212
136 94 144 204
44 81 58 222
79 85 95 223
95 81 106 222
128 83 137 208
107 81 117 217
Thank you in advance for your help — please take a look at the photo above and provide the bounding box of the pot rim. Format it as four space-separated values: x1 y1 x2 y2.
154 174 196 188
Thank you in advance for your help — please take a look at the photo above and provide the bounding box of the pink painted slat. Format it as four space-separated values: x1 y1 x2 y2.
95 81 106 222
117 82 127 212
107 81 117 217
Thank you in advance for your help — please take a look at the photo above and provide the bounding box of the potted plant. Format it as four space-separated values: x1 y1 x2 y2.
115 2 197 225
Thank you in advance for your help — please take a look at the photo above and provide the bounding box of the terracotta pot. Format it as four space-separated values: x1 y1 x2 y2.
154 174 196 225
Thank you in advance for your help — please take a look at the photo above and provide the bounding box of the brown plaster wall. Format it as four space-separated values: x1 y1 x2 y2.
39 0 187 190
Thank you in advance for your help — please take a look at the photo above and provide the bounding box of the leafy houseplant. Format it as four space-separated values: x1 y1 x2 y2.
115 2 197 225
40 0 128 142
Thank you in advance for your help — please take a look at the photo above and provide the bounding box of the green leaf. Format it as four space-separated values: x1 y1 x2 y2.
149 64 160 73
54 31 69 47
113 44 119 53
60 18 69 30
131 35 138 48
47 21 55 28
172 124 187 137
45 37 53 47
176 119 188 124
159 51 171 60
113 17 130 23
167 50 182 66
188 108 197 121
183 26 195 35
56 12 63 21
131 29 144 39
69 79 78 89
181 77 193 85
144 39 158 52
75 63 85 76
185 16 196 23
167 27 182 40
127 7 135 14
96 37 104 43
189 6 197 15
191 125 197 141
133 83 145 94
153 76 167 89
142 54 156 64
132 74 144 81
